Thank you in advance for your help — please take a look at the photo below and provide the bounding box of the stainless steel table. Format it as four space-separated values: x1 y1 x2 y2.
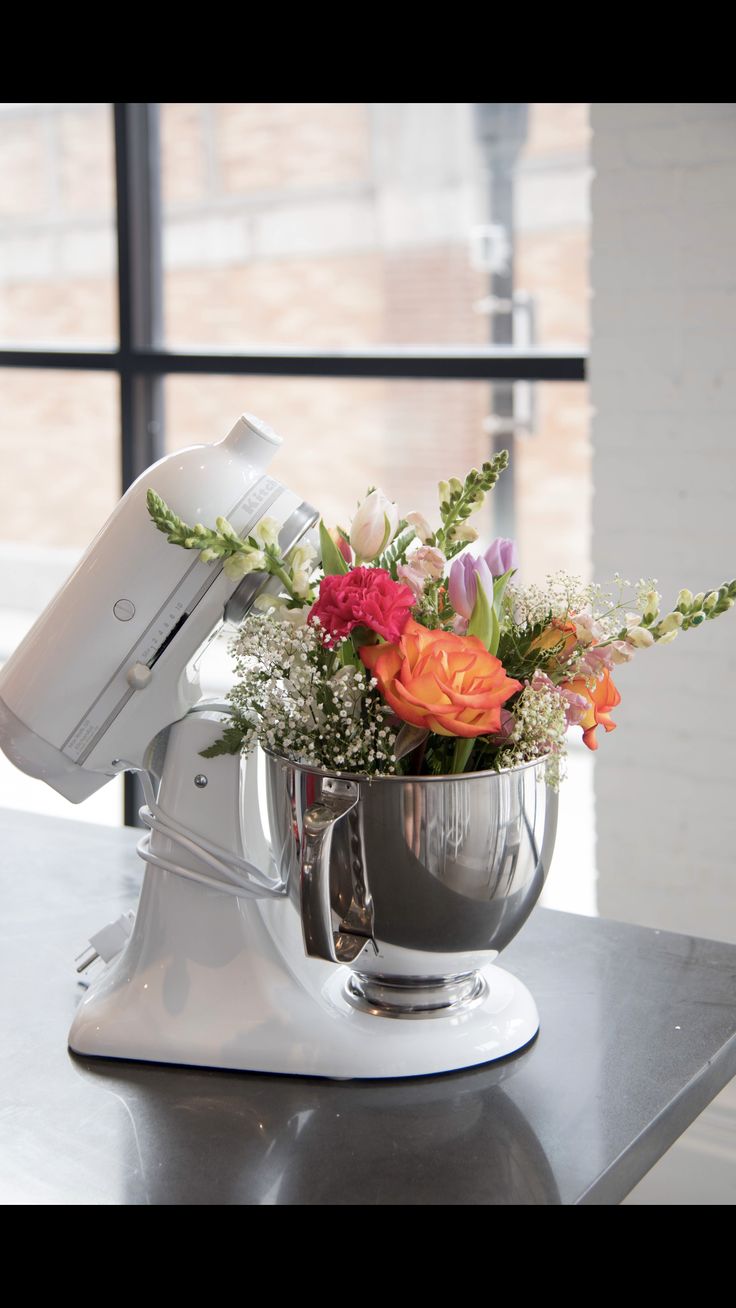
1 807 734 1205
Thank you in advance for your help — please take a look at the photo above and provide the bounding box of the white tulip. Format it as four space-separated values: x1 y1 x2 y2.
350 490 399 561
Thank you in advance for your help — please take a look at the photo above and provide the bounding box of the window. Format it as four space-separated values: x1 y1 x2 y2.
1 103 590 899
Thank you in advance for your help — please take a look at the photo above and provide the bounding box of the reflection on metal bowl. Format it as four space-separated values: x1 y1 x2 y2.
266 754 558 1017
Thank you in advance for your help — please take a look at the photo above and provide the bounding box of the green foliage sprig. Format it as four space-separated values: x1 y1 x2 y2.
376 523 416 579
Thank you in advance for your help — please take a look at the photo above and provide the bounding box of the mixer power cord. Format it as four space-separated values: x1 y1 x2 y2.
74 766 286 973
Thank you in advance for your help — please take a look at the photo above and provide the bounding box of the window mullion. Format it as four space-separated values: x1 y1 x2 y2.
113 102 165 826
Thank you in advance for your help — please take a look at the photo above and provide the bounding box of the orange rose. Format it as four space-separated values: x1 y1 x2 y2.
360 618 522 738
566 668 621 750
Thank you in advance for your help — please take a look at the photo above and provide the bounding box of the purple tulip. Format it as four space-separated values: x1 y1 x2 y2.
448 538 518 620
484 537 518 578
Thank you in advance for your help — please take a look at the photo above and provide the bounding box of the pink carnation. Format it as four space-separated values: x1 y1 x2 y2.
309 567 415 647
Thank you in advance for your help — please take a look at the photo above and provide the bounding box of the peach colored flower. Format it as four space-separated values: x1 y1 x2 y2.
564 668 621 751
529 618 578 661
359 618 522 738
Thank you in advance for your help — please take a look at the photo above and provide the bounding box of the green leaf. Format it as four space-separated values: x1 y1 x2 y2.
199 722 248 758
319 519 349 575
493 567 515 610
467 577 500 655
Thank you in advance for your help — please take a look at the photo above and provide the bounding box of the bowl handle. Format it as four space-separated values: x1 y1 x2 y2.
300 781 372 963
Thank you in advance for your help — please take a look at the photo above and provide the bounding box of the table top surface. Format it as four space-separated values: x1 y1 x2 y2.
1 806 735 1206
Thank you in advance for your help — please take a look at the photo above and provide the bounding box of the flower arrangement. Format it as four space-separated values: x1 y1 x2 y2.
147 453 735 787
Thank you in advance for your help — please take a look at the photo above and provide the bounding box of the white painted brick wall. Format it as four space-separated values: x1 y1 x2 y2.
591 103 736 1205
591 102 736 940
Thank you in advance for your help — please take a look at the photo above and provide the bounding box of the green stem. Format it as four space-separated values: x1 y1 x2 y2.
267 558 300 602
451 737 475 774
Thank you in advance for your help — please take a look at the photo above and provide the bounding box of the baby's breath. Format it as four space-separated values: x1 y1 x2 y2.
506 573 606 628
226 615 397 775
495 681 568 790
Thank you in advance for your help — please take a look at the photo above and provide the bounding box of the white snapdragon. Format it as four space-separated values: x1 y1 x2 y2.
656 611 684 635
288 541 317 599
397 545 446 599
223 549 266 580
626 626 655 649
637 579 660 622
405 511 434 544
448 522 479 545
253 516 281 549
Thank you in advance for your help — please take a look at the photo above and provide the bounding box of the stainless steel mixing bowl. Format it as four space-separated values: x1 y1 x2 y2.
265 754 558 1016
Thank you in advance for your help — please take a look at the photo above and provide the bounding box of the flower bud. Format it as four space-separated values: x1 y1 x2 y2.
642 589 660 622
215 516 240 541
690 612 705 626
448 523 479 545
657 629 679 644
627 625 655 649
483 537 518 577
448 477 463 496
350 489 399 561
326 525 352 564
692 593 705 610
702 591 718 612
199 547 220 563
656 611 684 635
438 481 450 505
676 589 693 612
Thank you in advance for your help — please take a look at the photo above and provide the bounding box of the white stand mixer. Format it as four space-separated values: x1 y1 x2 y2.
0 415 543 1078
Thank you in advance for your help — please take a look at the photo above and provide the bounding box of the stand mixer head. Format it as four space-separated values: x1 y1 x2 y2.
0 414 553 1078
0 413 316 800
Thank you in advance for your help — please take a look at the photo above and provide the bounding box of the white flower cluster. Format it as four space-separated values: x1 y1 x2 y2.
506 571 654 646
495 681 568 790
507 573 607 629
227 615 398 775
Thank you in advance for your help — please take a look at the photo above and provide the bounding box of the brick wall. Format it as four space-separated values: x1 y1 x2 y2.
0 102 591 578
590 106 736 1206
591 103 736 943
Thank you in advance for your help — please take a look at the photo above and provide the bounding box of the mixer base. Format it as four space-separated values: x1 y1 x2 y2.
69 869 539 1079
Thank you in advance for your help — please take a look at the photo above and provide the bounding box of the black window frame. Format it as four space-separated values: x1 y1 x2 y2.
0 102 587 823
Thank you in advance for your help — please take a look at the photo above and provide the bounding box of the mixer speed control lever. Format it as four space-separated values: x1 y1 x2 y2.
127 662 153 690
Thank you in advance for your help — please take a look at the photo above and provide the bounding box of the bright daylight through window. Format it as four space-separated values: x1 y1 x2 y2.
0 103 592 910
